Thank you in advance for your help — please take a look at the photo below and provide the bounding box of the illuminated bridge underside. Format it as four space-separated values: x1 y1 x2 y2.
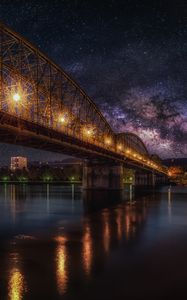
0 23 167 175
0 110 124 162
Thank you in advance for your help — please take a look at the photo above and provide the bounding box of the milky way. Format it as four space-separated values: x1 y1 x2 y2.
0 0 186 162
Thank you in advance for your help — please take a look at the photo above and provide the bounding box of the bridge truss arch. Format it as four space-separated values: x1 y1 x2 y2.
0 23 114 148
116 132 149 156
0 23 167 175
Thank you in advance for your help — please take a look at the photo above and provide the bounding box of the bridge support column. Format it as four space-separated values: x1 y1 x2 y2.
83 162 124 190
151 171 156 187
135 171 156 187
155 173 168 185
135 171 168 188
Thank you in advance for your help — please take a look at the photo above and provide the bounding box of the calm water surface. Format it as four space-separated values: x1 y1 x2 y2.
0 184 187 299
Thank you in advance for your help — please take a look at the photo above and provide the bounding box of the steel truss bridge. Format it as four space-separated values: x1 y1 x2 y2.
0 23 167 175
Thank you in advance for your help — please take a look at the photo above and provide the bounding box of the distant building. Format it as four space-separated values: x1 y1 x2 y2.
10 157 27 171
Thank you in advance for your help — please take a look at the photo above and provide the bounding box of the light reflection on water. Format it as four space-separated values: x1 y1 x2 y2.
82 220 93 275
55 236 68 296
10 184 16 223
0 184 186 299
102 209 110 254
116 207 123 241
8 252 26 300
168 186 172 222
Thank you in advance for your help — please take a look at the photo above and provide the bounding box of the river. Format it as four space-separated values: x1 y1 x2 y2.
0 184 186 299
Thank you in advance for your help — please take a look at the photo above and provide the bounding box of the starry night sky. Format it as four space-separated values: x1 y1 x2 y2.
0 0 186 164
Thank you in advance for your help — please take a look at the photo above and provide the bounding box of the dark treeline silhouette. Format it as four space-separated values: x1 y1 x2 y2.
0 164 82 182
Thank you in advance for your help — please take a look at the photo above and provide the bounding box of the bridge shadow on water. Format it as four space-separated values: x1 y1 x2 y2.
83 185 161 213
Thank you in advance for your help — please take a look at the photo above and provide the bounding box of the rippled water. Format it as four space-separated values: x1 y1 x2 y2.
0 184 187 299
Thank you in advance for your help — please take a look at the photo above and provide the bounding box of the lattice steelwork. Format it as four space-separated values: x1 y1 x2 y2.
117 132 149 156
0 23 115 147
0 23 167 175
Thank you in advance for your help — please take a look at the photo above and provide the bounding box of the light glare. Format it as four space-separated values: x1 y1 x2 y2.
13 93 21 102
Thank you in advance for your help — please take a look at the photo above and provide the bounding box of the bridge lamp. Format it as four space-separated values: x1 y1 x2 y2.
117 144 122 151
59 116 66 123
59 113 68 124
86 129 91 135
84 126 94 137
13 93 21 102
105 138 111 145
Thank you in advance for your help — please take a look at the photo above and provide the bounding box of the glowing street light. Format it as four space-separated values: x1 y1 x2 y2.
83 126 94 138
59 116 66 123
59 113 69 125
86 129 92 136
105 137 111 145
117 144 122 151
13 93 21 102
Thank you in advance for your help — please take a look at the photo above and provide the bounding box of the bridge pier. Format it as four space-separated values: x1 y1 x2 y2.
135 171 155 187
83 162 124 190
135 171 168 188
155 173 168 185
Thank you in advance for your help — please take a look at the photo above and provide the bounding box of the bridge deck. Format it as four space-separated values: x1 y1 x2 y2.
0 111 166 175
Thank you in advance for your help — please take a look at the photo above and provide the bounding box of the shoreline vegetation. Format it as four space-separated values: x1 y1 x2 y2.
0 164 82 184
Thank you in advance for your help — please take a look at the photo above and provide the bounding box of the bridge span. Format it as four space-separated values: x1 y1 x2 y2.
0 23 168 189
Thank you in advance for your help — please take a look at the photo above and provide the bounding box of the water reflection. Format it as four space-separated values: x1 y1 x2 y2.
10 184 16 223
82 220 93 275
0 184 173 299
102 209 111 254
168 186 172 221
129 184 133 202
8 253 26 300
4 183 8 205
55 236 68 295
46 184 50 213
116 208 123 241
10 184 27 223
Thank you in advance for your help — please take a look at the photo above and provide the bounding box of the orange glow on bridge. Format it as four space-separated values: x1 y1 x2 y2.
13 93 21 102
0 23 168 176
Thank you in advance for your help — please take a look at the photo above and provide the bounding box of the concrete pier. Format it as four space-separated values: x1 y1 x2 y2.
83 162 124 190
135 170 168 187
83 161 168 190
